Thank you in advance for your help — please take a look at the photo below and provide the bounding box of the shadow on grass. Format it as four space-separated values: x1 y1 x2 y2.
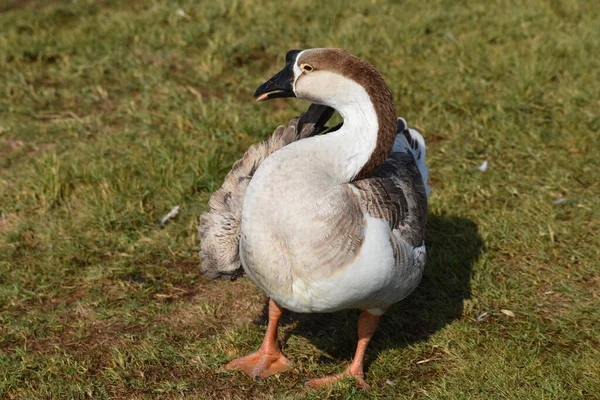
254 213 484 368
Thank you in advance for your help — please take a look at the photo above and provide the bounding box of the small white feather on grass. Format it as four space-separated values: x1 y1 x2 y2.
160 205 180 226
476 311 489 322
477 160 488 172
176 8 191 20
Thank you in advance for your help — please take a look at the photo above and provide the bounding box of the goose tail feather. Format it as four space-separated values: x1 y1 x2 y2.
392 118 432 198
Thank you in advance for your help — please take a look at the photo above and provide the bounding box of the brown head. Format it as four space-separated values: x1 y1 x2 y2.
254 48 397 179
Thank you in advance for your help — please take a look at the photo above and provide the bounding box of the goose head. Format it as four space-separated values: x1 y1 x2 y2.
255 48 393 108
254 48 398 179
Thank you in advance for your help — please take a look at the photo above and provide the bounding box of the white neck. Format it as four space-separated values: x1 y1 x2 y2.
296 73 379 183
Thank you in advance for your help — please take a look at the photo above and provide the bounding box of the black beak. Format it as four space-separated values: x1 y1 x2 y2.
254 49 302 102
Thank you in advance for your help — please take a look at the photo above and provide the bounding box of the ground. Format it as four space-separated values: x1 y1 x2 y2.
0 0 599 399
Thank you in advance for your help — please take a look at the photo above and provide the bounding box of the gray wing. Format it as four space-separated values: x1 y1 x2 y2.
351 131 428 248
199 104 335 280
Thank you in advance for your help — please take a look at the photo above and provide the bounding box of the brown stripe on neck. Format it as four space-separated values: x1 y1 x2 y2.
297 49 397 180
353 74 397 180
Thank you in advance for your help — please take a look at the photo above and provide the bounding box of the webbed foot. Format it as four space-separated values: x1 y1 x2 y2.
225 349 291 378
306 365 370 389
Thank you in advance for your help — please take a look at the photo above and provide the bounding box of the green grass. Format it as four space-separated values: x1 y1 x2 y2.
1 0 599 398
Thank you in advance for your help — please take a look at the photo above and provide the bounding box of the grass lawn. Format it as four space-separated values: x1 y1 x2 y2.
1 0 599 398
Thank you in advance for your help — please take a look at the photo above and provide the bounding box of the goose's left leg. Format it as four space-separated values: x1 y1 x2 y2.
225 298 291 378
306 309 380 389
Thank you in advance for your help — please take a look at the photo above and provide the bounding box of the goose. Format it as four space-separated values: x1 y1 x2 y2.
199 48 431 389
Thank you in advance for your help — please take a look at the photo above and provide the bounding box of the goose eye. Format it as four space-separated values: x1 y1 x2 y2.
301 64 314 72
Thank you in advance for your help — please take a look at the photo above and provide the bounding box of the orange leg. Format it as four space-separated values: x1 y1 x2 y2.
306 310 380 390
225 298 291 378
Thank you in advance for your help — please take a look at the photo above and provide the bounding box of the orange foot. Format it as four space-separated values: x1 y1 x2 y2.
225 350 291 378
306 367 370 390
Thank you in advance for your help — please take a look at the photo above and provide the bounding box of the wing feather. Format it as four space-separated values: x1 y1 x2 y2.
351 140 428 248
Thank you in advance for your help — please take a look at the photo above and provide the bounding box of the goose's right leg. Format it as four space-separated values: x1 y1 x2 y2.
306 310 380 389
